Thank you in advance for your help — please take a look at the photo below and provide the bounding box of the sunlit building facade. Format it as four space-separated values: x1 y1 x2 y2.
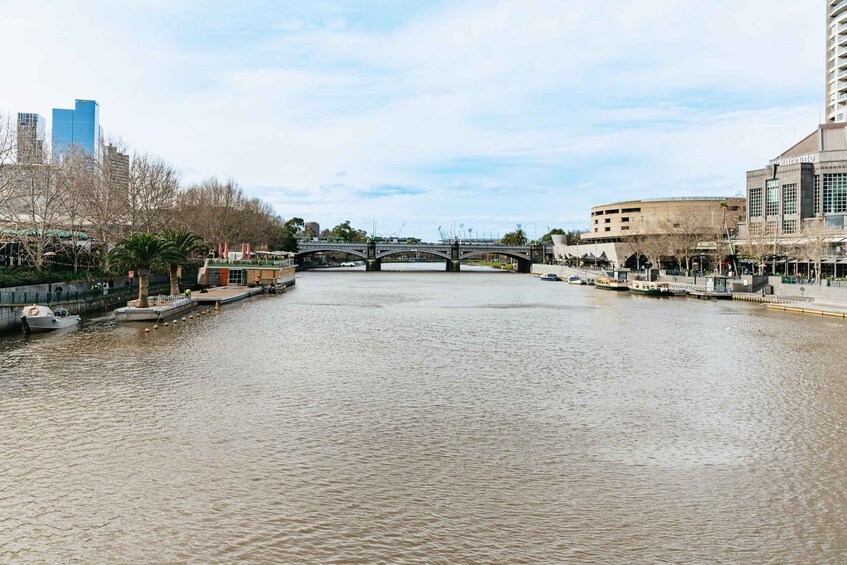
827 0 847 123
746 123 847 235
51 99 101 159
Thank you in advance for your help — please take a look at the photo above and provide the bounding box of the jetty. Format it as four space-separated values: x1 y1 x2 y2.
194 286 265 305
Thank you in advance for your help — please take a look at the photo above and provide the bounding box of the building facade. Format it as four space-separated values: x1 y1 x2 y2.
583 197 745 242
746 123 847 235
827 0 847 123
16 113 45 163
51 99 101 159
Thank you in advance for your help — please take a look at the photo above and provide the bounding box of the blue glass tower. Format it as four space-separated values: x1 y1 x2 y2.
51 99 101 159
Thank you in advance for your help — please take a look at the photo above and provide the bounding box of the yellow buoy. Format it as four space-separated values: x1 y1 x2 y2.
182 317 186 321
153 324 159 330
164 322 169 327
144 328 150 333
214 302 220 311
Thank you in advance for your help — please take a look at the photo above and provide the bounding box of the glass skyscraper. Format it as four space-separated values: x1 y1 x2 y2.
51 99 101 159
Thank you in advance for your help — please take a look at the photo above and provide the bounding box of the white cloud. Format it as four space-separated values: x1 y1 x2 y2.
0 0 823 239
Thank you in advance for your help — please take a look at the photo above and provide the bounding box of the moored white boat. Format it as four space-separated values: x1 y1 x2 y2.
567 275 586 285
628 280 672 296
114 295 198 322
20 305 81 332
539 273 560 281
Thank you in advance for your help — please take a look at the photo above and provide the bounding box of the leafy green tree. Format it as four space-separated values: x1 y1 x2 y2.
540 228 566 246
108 233 179 308
500 229 528 246
269 225 298 252
161 228 201 295
331 220 368 242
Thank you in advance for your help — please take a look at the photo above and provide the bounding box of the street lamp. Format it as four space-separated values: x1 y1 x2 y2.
43 252 57 299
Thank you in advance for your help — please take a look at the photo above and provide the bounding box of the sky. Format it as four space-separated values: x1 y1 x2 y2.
0 0 823 241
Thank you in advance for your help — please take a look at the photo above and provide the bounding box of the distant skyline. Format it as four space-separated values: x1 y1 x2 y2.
0 0 823 241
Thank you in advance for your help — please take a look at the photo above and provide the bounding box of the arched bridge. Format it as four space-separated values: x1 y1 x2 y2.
297 241 545 272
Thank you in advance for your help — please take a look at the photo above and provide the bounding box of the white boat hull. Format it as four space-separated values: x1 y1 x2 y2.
114 298 198 322
20 305 81 332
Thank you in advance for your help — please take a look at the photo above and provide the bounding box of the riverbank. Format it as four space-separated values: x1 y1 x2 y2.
531 263 847 319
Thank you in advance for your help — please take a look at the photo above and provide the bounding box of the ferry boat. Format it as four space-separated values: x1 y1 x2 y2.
197 251 296 289
20 305 81 332
594 277 629 291
567 275 586 285
628 280 672 296
539 273 560 281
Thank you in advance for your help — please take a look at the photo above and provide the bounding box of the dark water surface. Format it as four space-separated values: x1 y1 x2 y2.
2 270 847 563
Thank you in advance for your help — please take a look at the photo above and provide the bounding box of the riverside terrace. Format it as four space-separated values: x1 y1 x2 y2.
297 240 545 272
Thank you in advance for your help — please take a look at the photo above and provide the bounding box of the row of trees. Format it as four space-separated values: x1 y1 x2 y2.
0 116 286 274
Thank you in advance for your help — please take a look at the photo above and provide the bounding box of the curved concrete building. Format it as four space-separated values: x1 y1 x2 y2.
583 197 746 242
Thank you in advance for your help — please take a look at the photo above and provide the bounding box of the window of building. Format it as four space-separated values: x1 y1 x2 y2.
750 188 763 217
594 219 598 225
824 173 847 214
621 207 641 213
228 269 244 285
604 227 611 232
766 221 778 236
621 217 629 222
621 226 629 231
782 183 798 215
814 175 821 214
594 228 598 233
766 179 779 217
782 219 798 234
604 218 611 224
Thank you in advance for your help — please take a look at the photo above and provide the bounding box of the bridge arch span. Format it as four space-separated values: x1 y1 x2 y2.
297 248 368 260
376 249 451 261
459 249 532 263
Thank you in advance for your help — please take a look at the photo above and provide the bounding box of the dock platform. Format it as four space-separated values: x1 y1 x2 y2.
194 286 264 305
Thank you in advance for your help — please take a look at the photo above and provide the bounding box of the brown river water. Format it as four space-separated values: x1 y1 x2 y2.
2 268 847 563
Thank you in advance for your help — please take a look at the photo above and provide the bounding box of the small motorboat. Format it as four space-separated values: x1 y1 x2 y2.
539 273 560 281
20 304 81 333
567 275 586 285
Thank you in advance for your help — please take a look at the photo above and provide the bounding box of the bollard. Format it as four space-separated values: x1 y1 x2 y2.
153 324 159 330
144 328 150 333
214 302 220 311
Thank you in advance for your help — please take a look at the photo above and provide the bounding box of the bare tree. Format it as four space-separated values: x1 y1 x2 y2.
740 221 781 276
126 152 179 235
0 114 19 240
59 148 96 272
624 217 648 271
664 207 705 275
640 233 671 273
796 218 838 285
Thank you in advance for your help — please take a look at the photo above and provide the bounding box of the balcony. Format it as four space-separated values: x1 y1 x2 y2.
832 0 847 18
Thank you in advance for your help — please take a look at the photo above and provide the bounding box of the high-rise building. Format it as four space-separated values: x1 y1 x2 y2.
16 113 45 163
827 1 847 122
51 99 102 159
105 144 130 191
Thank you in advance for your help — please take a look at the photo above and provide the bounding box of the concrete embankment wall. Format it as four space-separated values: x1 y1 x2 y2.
530 264 609 279
0 274 175 333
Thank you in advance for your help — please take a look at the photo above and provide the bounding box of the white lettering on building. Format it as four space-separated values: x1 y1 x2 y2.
770 154 816 166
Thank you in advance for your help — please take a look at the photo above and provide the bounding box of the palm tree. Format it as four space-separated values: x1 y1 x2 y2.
161 228 201 295
500 229 527 246
108 233 178 308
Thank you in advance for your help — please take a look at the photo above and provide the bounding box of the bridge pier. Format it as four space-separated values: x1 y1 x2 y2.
516 259 532 273
366 259 382 271
446 260 461 272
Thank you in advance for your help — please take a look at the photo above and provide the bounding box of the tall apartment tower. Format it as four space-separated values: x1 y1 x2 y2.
16 113 45 163
827 1 847 122
51 99 102 159
105 144 130 192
